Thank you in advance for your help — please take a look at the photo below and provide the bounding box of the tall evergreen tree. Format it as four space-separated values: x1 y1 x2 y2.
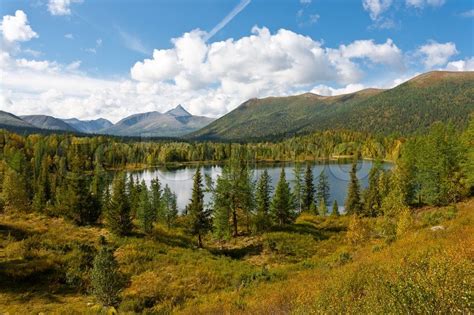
188 168 211 247
2 166 29 211
316 170 330 206
331 200 340 216
32 156 51 212
345 161 363 215
318 197 328 216
137 180 154 234
162 185 178 229
293 164 304 214
271 168 294 225
302 164 315 211
91 238 122 307
150 178 163 223
363 163 383 217
254 170 272 233
106 173 132 236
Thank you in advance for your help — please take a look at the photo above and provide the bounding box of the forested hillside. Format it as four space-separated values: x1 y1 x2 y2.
191 71 474 140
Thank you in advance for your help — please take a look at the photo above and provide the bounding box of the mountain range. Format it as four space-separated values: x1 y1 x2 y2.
0 105 215 138
0 71 473 140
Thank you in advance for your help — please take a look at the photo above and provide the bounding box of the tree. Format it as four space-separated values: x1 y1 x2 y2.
137 180 154 234
318 197 328 216
150 178 163 223
316 170 330 206
331 200 340 216
2 166 29 211
106 173 132 236
254 170 272 233
91 238 122 307
32 156 51 212
271 168 294 225
363 163 383 217
345 161 363 215
162 184 178 229
188 168 211 247
293 164 304 213
302 164 315 211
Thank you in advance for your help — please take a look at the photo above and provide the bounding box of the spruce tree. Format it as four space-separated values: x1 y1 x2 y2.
91 238 122 307
137 180 153 234
345 161 363 215
188 168 211 247
106 173 132 236
254 170 272 233
162 185 178 229
316 170 330 206
302 164 315 211
318 197 328 216
32 156 51 212
363 163 383 217
150 178 163 223
292 164 303 214
271 168 294 226
331 200 340 216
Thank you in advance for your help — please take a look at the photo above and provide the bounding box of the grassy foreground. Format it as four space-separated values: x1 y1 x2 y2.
1 199 473 314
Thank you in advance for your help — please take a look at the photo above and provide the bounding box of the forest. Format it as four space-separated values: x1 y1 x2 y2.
0 117 473 313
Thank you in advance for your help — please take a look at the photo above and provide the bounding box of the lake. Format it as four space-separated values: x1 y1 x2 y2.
130 160 391 213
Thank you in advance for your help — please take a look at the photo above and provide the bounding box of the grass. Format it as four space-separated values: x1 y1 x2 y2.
0 199 473 314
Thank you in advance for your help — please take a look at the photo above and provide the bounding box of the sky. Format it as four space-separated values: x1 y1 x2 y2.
0 0 473 122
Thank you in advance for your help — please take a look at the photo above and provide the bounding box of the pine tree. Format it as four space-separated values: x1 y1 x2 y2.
91 238 122 307
106 173 132 236
293 164 303 214
302 164 315 211
331 200 340 216
345 161 363 215
32 156 51 212
254 170 272 233
316 170 330 206
150 178 163 223
188 168 211 247
363 163 383 217
162 184 178 229
271 168 294 226
137 180 153 234
318 197 328 216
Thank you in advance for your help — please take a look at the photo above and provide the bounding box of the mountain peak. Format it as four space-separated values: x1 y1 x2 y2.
166 104 191 117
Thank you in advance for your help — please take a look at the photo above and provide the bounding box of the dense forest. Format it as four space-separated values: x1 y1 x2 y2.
0 116 473 313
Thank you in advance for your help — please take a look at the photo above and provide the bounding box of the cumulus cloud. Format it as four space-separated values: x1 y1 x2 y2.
362 0 392 20
311 83 366 96
48 0 83 16
406 0 445 8
417 41 457 68
445 58 474 71
0 10 38 42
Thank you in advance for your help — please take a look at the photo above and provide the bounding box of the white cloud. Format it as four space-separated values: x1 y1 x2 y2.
48 0 83 16
65 33 74 39
460 9 474 18
118 30 149 55
362 0 392 20
205 0 251 41
406 0 445 8
0 10 38 42
417 41 457 68
311 83 366 96
445 58 474 71
300 0 312 3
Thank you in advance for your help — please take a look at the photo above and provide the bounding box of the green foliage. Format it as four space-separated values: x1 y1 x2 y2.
137 180 154 234
271 168 294 226
254 170 272 233
331 200 340 216
316 170 330 206
91 241 123 307
162 184 178 229
363 163 383 217
318 197 328 216
188 168 211 247
302 164 315 211
106 173 132 236
345 162 363 215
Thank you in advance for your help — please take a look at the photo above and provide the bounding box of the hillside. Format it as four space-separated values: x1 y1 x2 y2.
191 71 474 140
21 115 78 132
102 105 214 137
0 111 44 134
62 118 113 134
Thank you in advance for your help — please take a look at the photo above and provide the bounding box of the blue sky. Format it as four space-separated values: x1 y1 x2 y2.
0 0 473 121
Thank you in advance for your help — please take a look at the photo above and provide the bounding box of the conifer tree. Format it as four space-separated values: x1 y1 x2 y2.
91 238 122 307
106 173 132 236
318 197 328 216
32 156 51 212
2 167 29 211
162 185 178 229
293 164 303 213
271 168 294 225
188 168 211 247
150 178 163 222
363 163 383 217
137 180 153 234
331 200 340 216
302 164 315 211
345 161 363 215
254 170 272 233
316 170 330 206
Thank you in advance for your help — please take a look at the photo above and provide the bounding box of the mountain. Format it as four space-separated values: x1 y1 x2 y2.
102 105 214 137
0 111 36 129
190 71 474 140
62 118 113 134
20 115 78 132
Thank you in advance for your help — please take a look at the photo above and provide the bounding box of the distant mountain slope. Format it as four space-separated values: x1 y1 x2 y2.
21 115 78 132
62 118 113 134
190 71 474 140
0 111 36 129
102 105 215 137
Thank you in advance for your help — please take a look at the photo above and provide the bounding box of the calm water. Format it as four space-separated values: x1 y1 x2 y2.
130 161 391 212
